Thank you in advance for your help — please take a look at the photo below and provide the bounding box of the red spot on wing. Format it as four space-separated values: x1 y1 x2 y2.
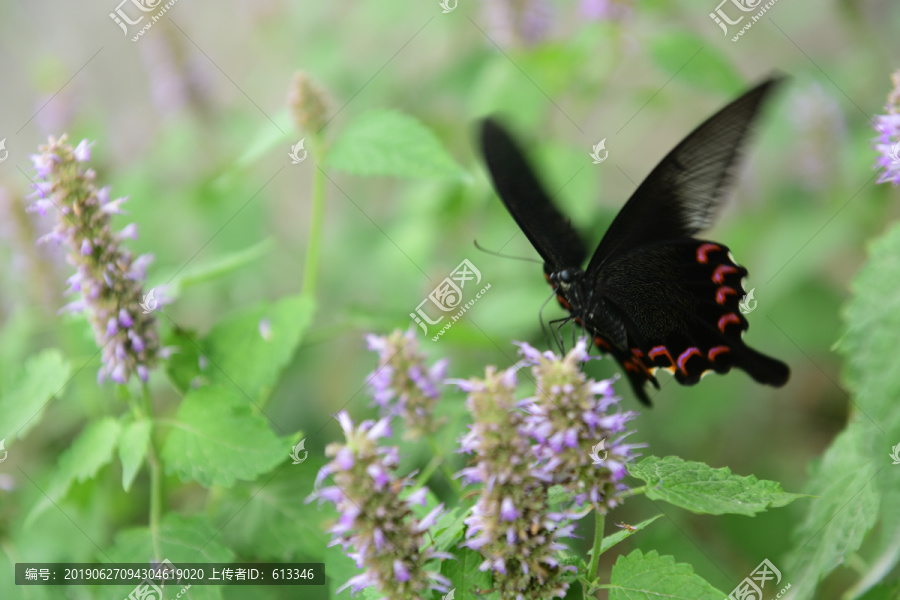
708 345 730 361
593 336 610 351
696 243 721 264
557 294 571 310
648 346 674 367
718 313 741 333
712 264 738 283
716 286 738 305
677 348 702 373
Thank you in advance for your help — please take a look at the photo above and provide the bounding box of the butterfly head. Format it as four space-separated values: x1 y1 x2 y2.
548 267 584 293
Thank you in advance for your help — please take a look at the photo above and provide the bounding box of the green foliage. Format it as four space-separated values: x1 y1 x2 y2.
440 546 492 600
648 33 744 94
607 550 725 600
118 418 152 491
161 385 288 487
628 456 805 516
0 349 71 441
599 515 663 554
325 110 466 180
26 416 121 525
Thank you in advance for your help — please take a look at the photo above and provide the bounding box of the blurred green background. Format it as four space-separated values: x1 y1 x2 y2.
1 0 899 598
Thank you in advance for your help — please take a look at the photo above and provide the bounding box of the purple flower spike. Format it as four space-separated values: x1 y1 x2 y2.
364 329 447 439
27 135 163 385
517 339 642 511
874 71 900 186
306 411 448 598
456 365 576 600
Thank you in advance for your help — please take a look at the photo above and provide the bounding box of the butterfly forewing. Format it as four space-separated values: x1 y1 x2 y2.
586 78 783 273
480 119 588 271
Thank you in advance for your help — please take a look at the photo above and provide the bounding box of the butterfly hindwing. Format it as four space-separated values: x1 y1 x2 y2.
592 239 789 402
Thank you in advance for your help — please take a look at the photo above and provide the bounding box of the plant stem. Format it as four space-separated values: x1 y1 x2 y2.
588 509 606 583
142 383 163 561
302 134 327 297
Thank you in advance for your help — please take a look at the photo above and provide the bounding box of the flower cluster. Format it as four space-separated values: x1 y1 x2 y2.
28 135 165 384
308 411 450 599
874 70 900 186
454 366 576 600
517 340 640 511
366 329 447 439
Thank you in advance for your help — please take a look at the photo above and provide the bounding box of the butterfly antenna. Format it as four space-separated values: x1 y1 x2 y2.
473 240 542 264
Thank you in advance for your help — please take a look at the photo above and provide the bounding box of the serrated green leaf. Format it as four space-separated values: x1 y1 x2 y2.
99 513 233 600
599 515 664 555
161 385 286 487
0 349 71 441
326 110 465 180
608 549 725 600
165 293 315 400
628 456 804 516
648 33 743 94
26 417 121 526
212 456 327 561
440 545 492 600
432 506 469 552
784 224 900 598
119 419 152 492
784 421 879 599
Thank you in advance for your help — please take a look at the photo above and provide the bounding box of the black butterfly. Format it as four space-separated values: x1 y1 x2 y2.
480 78 790 405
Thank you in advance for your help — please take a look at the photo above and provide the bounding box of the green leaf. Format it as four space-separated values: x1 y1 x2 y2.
165 293 315 400
326 110 465 180
118 419 152 492
784 421 879 599
100 513 233 600
26 417 121 526
599 515 664 555
161 385 287 487
608 549 725 600
648 33 744 95
212 456 328 561
440 545 492 600
0 349 71 441
163 238 276 299
432 505 469 553
628 456 804 516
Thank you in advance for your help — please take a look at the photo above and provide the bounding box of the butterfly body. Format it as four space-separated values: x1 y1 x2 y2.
481 78 790 405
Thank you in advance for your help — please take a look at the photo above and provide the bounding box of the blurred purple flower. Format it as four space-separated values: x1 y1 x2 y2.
307 411 451 598
580 0 632 20
27 135 170 384
483 0 553 47
874 70 900 186
517 339 642 510
365 329 447 439
790 83 847 190
453 365 575 600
